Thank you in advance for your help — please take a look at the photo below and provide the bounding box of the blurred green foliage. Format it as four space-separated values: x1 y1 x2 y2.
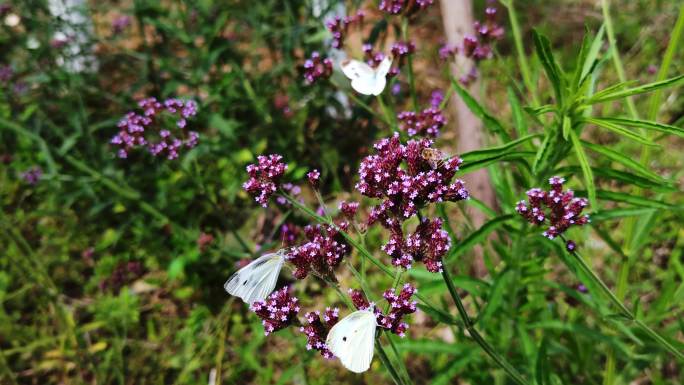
1 0 684 384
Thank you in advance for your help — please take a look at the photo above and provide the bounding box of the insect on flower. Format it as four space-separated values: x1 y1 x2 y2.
224 250 286 304
326 306 378 373
420 147 450 169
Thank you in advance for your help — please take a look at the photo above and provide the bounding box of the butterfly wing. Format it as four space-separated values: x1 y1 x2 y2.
224 253 285 304
341 59 382 96
326 309 377 373
367 56 393 96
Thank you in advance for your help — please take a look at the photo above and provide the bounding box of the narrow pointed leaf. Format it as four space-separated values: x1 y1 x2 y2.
581 140 666 182
587 74 684 104
446 214 515 262
584 117 659 146
568 129 597 209
599 117 684 138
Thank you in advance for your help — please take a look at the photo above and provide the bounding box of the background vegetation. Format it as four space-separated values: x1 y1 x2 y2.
1 0 683 384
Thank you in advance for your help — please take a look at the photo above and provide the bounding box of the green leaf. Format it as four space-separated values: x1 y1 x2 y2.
580 24 605 84
568 129 597 209
599 117 684 138
532 128 556 173
561 115 571 140
535 339 552 385
477 269 514 325
416 304 458 325
591 208 658 222
507 87 528 138
461 134 538 163
595 190 676 209
584 117 659 146
557 165 676 192
532 29 565 106
581 140 666 182
459 151 534 174
587 74 684 104
446 214 515 262
450 78 510 140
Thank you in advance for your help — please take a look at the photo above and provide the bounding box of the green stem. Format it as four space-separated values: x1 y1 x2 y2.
376 95 395 128
376 339 405 385
501 0 539 107
441 268 529 385
386 333 413 385
601 0 639 119
401 18 418 110
330 79 390 125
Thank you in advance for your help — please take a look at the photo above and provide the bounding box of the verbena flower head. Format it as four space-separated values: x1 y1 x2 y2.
21 166 43 185
0 64 12 83
439 43 458 60
379 0 434 15
338 201 360 219
286 222 351 280
300 308 339 359
303 52 333 84
250 287 300 336
111 97 198 160
397 107 447 137
390 41 416 58
280 223 301 247
382 218 451 272
243 154 288 207
326 10 364 49
276 182 302 207
112 15 131 34
430 90 445 108
377 283 417 337
307 169 321 188
356 134 468 226
348 284 417 337
516 176 590 245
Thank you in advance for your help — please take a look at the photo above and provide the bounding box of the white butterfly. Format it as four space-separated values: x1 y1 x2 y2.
224 251 285 305
340 56 393 96
326 307 377 373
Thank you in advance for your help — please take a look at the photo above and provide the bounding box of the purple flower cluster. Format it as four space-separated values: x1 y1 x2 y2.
21 166 43 185
430 90 445 108
356 135 467 272
397 107 447 137
250 287 301 336
243 154 288 207
307 169 321 187
111 97 198 159
377 283 418 337
276 182 302 207
99 261 144 292
326 10 364 49
300 308 339 359
285 222 351 280
439 5 504 84
112 15 131 34
303 52 333 84
0 64 12 83
383 218 451 272
439 44 458 60
357 135 468 224
379 0 434 15
280 223 301 247
391 41 416 58
338 201 360 219
348 284 417 337
516 176 590 246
